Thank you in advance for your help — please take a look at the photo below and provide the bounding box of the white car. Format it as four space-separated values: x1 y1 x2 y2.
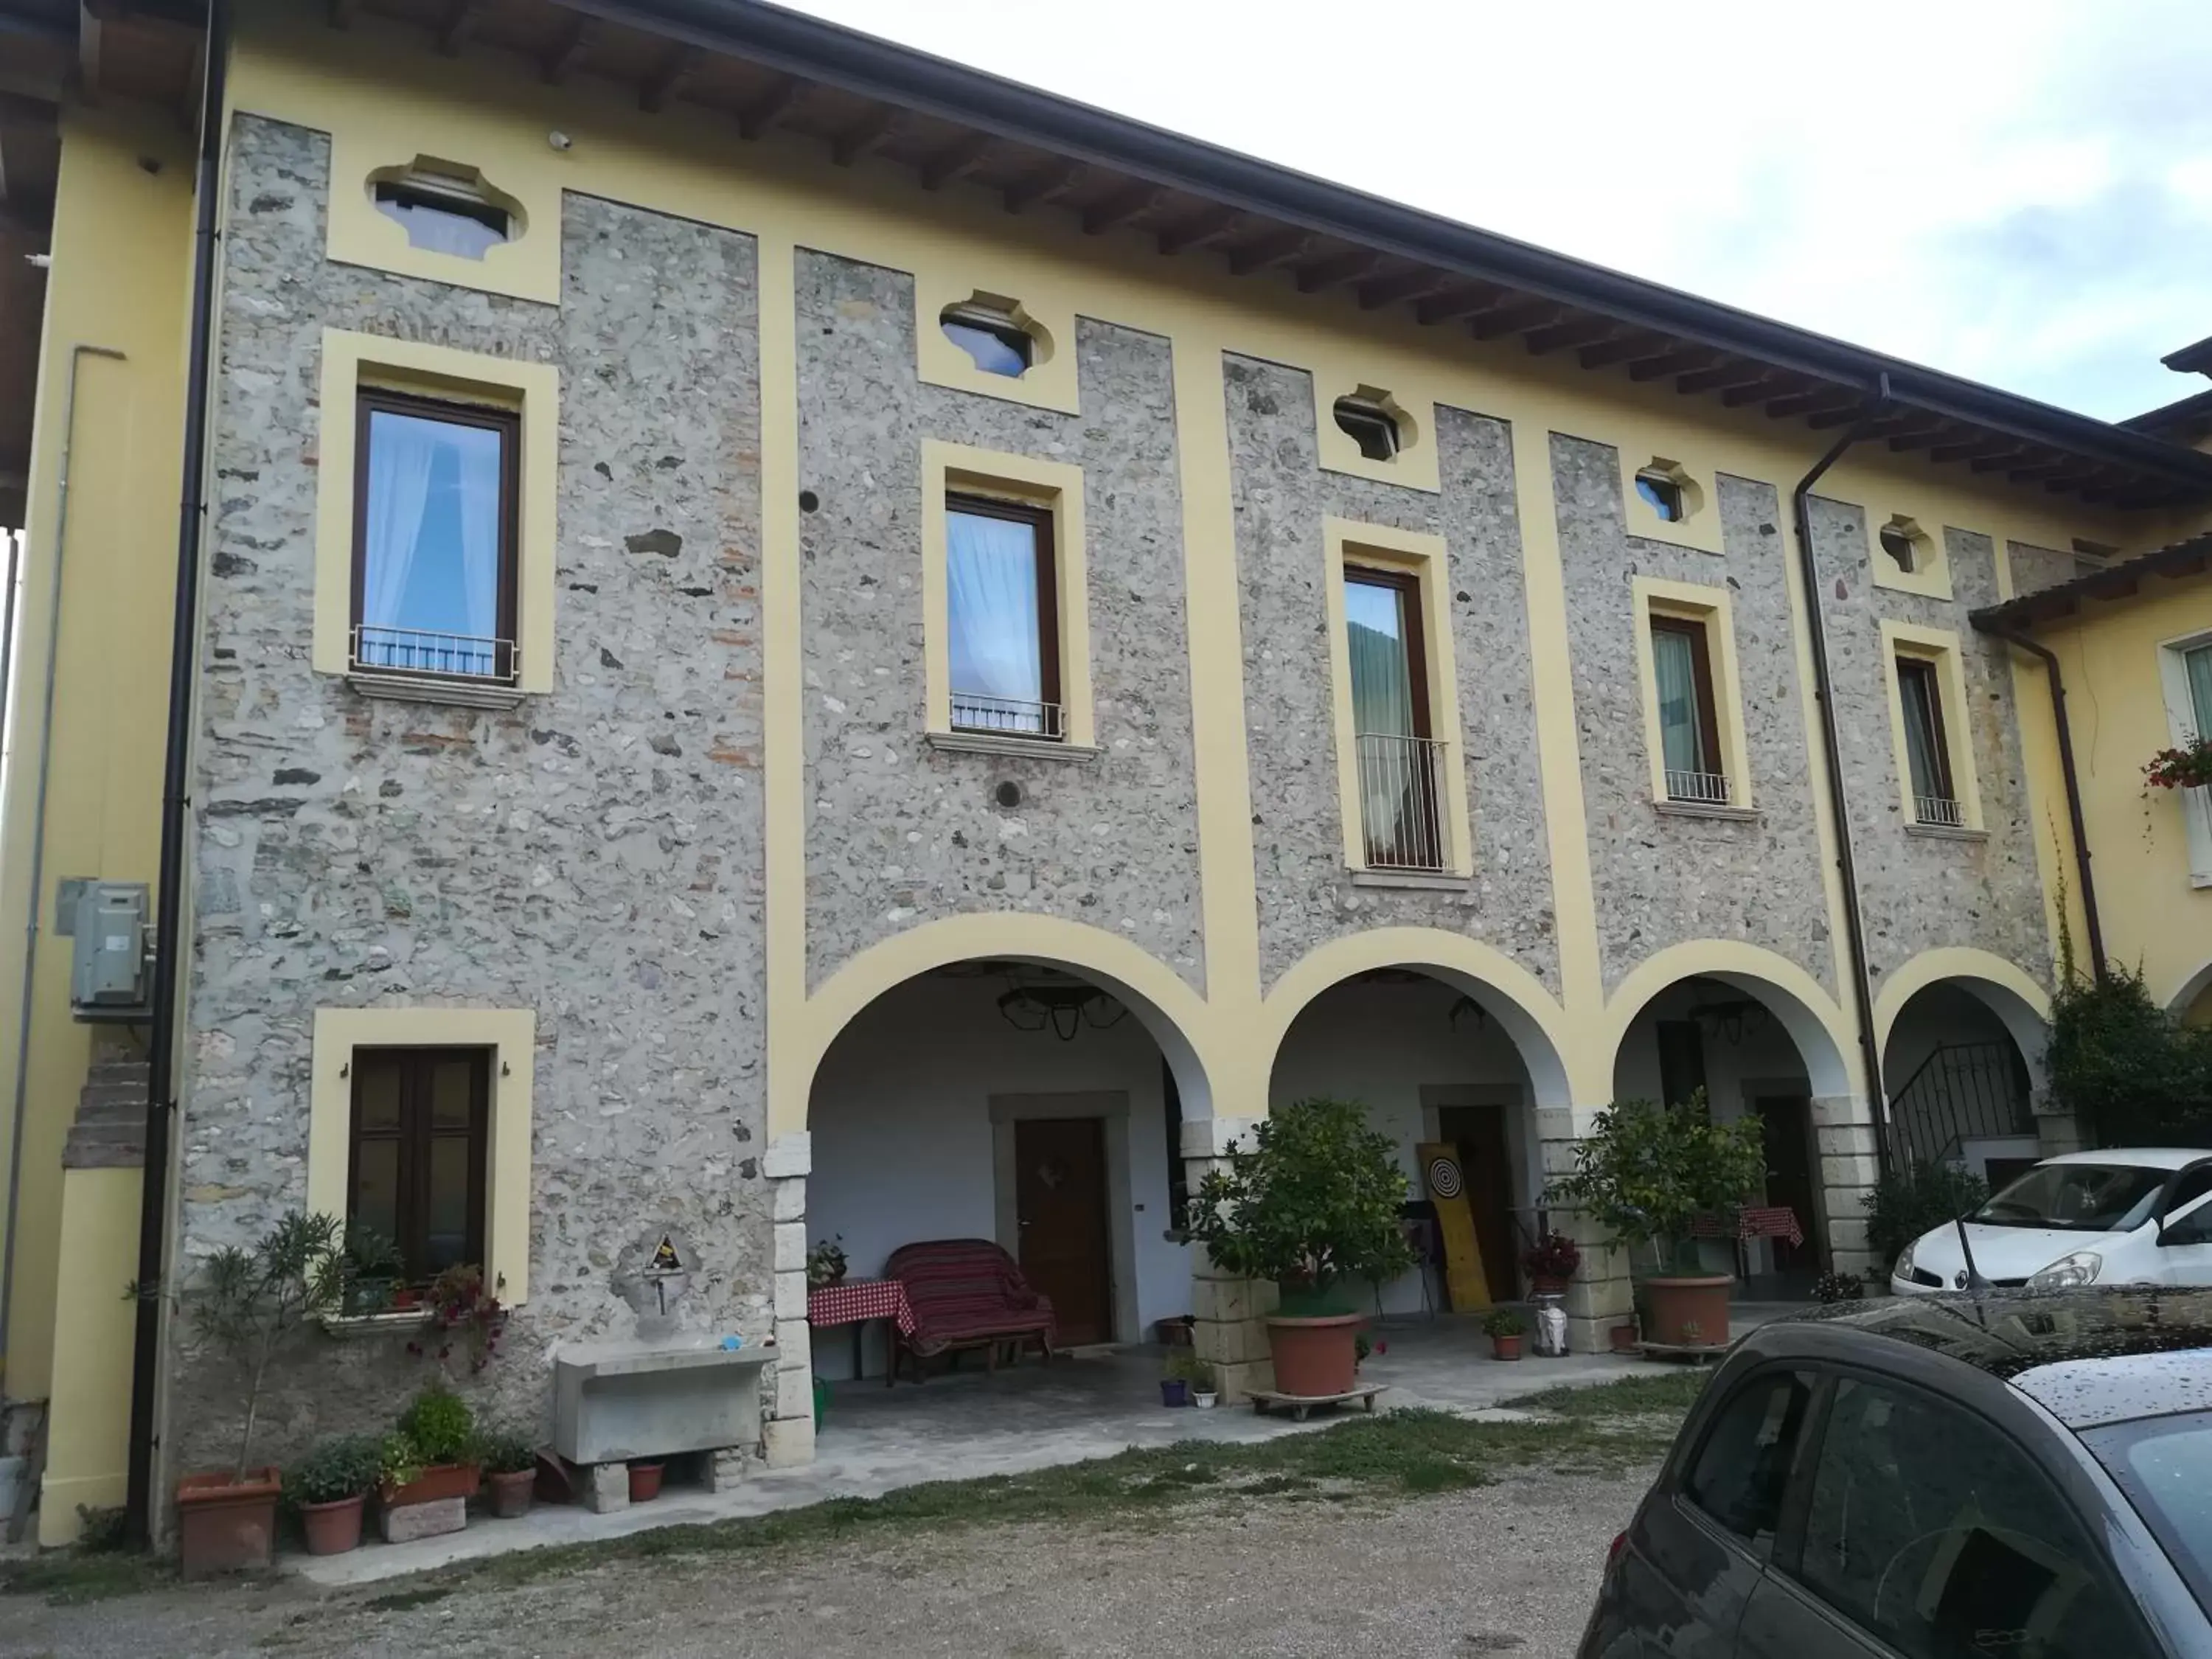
1891 1148 2212 1295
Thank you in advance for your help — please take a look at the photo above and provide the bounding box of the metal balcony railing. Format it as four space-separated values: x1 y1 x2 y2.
350 625 515 685
1886 1040 2034 1169
1665 768 1732 806
1356 731 1447 872
951 691 1064 740
1915 793 1966 829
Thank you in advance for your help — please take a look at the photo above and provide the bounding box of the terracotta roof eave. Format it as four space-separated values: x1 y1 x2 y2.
1971 532 2212 631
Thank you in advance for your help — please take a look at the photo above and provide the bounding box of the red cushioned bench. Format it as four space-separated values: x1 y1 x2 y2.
883 1238 1057 1382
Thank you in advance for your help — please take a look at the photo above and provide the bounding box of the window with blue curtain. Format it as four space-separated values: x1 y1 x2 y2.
947 496 1057 737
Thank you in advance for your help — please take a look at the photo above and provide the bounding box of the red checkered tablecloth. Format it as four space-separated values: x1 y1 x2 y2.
1689 1206 1805 1247
807 1278 917 1336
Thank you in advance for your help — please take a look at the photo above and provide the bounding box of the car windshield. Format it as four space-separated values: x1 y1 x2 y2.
2084 1411 2212 1618
1972 1164 2168 1231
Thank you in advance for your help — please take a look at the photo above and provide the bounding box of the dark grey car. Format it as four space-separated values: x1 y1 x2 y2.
1578 1290 2212 1658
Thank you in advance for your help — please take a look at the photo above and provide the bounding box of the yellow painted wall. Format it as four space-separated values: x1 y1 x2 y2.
37 1166 140 1544
2007 567 2212 1011
0 106 191 1400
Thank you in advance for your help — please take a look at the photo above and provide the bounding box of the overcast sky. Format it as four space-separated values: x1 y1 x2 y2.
786 0 2211 424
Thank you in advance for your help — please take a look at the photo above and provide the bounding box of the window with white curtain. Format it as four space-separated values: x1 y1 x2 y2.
352 392 517 682
1896 655 1960 825
1651 615 1727 804
2186 642 2212 740
946 495 1059 738
1346 566 1442 870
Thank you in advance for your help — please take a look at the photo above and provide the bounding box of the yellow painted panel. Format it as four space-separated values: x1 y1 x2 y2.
38 1166 142 1545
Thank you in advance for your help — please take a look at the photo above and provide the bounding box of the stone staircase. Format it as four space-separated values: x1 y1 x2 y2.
62 1046 147 1170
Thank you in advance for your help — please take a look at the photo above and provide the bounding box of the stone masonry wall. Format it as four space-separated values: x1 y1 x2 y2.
1807 500 2051 997
1552 435 1835 999
796 252 1204 994
170 117 771 1474
1225 356 1558 993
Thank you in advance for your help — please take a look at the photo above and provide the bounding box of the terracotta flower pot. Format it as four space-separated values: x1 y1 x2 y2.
1265 1312 1362 1397
381 1462 481 1509
1644 1276 1732 1348
1491 1334 1524 1360
628 1461 664 1503
176 1467 281 1577
487 1469 535 1519
1609 1321 1641 1353
1530 1276 1569 1298
298 1493 364 1557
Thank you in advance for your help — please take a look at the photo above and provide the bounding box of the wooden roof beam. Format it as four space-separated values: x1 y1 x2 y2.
1930 437 2025 465
1224 227 1312 276
75 3 101 105
1294 248 1383 293
1764 387 1861 419
1579 333 1665 370
1676 361 1774 394
1357 268 1452 310
1002 158 1085 214
1413 282 1509 326
1719 373 1799 408
919 131 994 191
1082 183 1161 235
1467 299 1560 341
1627 347 1719 382
1155 204 1239 256
1981 451 2067 479
639 44 700 113
736 74 803 139
1522 317 1618 356
542 15 600 84
437 0 485 56
830 105 898 167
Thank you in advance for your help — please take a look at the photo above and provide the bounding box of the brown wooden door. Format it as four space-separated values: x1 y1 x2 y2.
1014 1118 1113 1346
1438 1104 1517 1303
1753 1096 1816 1273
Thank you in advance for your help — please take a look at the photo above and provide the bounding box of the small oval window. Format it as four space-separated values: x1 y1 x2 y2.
370 163 516 260
941 301 1036 378
1333 394 1401 462
1636 468 1686 522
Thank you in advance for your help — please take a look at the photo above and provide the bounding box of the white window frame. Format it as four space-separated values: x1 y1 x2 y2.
2155 628 2212 886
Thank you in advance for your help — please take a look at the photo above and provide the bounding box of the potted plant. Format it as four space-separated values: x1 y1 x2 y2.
1545 1092 1767 1352
1813 1269 1865 1305
2144 735 2212 793
380 1385 479 1539
282 1434 383 1557
1187 1357 1219 1409
156 1210 349 1576
1484 1309 1527 1360
1160 1349 1206 1407
338 1225 407 1317
1184 1098 1416 1399
408 1262 506 1374
1520 1230 1581 1296
806 1237 848 1288
474 1427 538 1519
629 1460 665 1503
1608 1318 1640 1354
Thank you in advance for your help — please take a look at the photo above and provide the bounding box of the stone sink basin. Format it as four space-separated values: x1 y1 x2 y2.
552 1335 777 1466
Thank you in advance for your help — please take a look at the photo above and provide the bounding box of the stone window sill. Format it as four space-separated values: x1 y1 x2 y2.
1905 823 1988 844
319 1309 433 1340
347 672 526 712
1348 868 1474 892
2189 869 2212 890
925 730 1101 762
1652 799 1761 824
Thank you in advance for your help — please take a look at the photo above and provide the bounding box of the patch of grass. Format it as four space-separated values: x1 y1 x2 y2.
1503 1369 1711 1421
0 1551 176 1607
361 1585 451 1613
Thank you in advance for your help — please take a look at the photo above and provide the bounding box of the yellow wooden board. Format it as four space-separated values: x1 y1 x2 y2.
1418 1142 1492 1312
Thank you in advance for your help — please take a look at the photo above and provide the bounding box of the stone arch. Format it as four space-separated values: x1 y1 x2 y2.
2166 956 2212 1025
1604 940 1857 1100
781 915 1220 1137
1260 928 1575 1108
1874 946 2053 1094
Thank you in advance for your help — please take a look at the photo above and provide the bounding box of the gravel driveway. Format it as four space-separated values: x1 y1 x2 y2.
0 1467 1643 1659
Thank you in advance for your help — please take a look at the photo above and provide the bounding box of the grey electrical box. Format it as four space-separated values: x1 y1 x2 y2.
68 881 149 1020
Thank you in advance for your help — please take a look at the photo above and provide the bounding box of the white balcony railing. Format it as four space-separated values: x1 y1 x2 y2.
351 624 516 685
1355 731 1447 872
1664 768 1732 806
951 690 1064 741
1915 793 1966 829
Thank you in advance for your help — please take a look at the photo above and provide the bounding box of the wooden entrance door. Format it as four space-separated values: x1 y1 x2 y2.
1753 1096 1816 1274
1013 1118 1113 1346
1437 1104 1517 1303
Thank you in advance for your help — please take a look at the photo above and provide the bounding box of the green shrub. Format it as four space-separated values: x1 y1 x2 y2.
376 1432 422 1492
2049 963 2212 1147
1863 1161 1989 1267
397 1386 475 1466
472 1426 539 1477
283 1435 385 1507
1183 1098 1416 1313
1482 1309 1526 1338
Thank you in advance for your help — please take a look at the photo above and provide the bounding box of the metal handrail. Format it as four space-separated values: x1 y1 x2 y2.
1355 731 1447 872
350 624 516 684
1887 1040 2033 1169
951 691 1064 740
1665 768 1732 805
1914 793 1966 828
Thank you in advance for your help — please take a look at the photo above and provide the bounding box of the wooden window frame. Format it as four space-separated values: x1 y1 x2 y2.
1344 566 1433 738
1651 613 1725 778
347 1046 490 1284
1333 397 1402 463
945 492 1061 737
1896 655 1955 805
350 388 522 683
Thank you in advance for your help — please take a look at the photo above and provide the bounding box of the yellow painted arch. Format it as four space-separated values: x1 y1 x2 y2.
1874 946 2052 1070
1604 940 1859 1100
1260 928 1578 1107
779 914 1222 1137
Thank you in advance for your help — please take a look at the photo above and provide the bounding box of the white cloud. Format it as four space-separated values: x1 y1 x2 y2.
784 0 2212 420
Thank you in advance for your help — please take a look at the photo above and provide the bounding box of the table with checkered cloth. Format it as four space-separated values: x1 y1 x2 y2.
1688 1206 1806 1247
807 1277 917 1335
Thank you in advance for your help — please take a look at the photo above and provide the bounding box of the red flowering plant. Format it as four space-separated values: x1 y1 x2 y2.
404 1263 507 1375
1520 1231 1582 1288
2144 737 2212 793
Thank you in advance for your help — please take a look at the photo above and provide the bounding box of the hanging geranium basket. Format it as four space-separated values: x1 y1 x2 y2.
2143 737 2212 793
